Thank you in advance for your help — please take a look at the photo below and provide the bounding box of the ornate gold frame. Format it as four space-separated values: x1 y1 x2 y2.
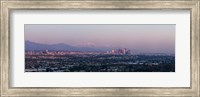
1 0 199 96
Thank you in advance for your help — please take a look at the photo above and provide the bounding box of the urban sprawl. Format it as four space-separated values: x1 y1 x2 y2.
25 48 175 72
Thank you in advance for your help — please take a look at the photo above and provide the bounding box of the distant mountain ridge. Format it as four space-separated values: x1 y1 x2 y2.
25 41 110 52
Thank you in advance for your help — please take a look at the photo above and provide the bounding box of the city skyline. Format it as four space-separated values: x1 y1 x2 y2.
25 24 175 54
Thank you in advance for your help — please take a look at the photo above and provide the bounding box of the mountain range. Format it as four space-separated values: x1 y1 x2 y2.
25 41 110 52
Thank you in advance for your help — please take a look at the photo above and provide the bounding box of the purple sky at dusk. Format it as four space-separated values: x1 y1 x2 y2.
25 24 175 54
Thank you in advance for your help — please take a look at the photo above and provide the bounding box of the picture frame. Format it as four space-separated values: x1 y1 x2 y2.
1 0 199 96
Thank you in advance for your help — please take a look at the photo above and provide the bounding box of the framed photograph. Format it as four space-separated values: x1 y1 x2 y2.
1 0 199 96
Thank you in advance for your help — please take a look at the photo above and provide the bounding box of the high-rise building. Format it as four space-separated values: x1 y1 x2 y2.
110 48 131 55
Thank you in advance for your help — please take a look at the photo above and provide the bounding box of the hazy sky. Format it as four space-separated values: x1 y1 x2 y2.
25 24 175 54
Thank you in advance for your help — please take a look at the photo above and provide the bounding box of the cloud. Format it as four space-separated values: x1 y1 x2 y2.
73 42 97 47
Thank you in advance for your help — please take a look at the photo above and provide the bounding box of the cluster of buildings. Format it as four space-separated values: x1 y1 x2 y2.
25 50 108 55
109 48 131 55
26 48 132 55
